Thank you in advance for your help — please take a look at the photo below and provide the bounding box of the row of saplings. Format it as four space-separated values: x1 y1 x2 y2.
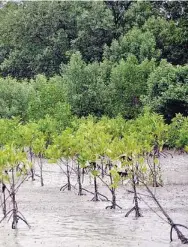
0 112 188 244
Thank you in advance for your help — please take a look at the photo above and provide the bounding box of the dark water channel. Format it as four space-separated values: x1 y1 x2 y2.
0 152 188 247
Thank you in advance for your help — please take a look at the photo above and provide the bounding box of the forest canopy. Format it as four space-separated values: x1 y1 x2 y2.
0 0 187 121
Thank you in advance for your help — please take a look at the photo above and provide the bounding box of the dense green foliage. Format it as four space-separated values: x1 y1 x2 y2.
167 114 188 149
143 60 188 122
0 112 187 199
0 1 187 122
0 77 32 119
0 112 187 203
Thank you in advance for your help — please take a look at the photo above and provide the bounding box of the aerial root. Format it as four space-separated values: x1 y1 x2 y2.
125 206 142 218
60 183 76 191
81 188 109 201
98 192 109 201
106 203 122 210
7 212 13 222
17 215 30 228
27 175 36 181
170 224 188 244
91 192 109 202
0 209 30 229
60 183 68 191
82 188 94 195
91 196 100 202
0 209 13 224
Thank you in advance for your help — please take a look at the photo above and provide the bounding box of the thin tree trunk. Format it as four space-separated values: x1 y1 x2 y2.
101 157 104 178
93 162 99 201
11 168 17 229
81 168 85 183
144 182 188 244
39 156 44 187
111 189 116 209
153 155 157 187
3 191 6 216
2 183 6 216
66 161 71 191
77 162 83 195
109 163 117 209
29 147 35 181
93 177 99 201
125 169 141 218
133 174 141 217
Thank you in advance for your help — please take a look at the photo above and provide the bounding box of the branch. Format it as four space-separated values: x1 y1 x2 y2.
97 175 112 192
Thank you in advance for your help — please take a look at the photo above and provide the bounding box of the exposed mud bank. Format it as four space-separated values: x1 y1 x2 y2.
0 152 188 247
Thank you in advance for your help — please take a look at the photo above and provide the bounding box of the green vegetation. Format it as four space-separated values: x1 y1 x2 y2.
0 112 188 242
0 1 188 242
0 1 187 122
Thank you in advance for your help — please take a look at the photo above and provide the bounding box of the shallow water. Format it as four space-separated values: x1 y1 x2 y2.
0 152 188 247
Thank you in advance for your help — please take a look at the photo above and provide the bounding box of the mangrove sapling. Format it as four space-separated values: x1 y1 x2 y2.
122 155 142 218
95 161 121 207
0 147 30 229
65 159 71 191
74 117 113 200
38 154 44 187
11 167 30 229
117 140 142 215
59 158 75 192
81 167 88 183
16 122 41 182
79 161 109 201
141 180 188 244
102 162 122 209
125 172 141 217
147 143 163 188
87 162 109 202
128 110 168 188
76 162 106 199
100 155 105 178
90 162 99 201
29 147 35 181
75 159 84 196
32 134 47 187
46 127 80 192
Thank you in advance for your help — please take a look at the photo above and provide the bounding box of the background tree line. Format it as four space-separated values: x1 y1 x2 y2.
0 1 187 122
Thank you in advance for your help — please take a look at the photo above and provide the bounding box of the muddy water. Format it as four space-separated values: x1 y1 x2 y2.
0 152 188 247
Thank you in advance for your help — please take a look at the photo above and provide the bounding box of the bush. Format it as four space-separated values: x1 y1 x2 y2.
168 114 188 149
0 77 32 120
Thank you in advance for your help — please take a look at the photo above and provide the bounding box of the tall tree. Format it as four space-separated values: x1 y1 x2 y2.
109 55 156 118
103 27 160 63
71 1 116 63
150 1 188 64
143 60 188 122
143 16 188 65
27 75 72 126
62 52 113 117
0 1 77 78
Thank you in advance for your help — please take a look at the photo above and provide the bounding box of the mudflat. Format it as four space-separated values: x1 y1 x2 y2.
0 151 187 247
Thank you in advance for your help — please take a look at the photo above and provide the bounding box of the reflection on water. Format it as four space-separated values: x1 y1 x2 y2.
0 152 188 247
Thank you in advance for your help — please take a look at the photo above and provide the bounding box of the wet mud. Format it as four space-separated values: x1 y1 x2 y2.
0 151 188 247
